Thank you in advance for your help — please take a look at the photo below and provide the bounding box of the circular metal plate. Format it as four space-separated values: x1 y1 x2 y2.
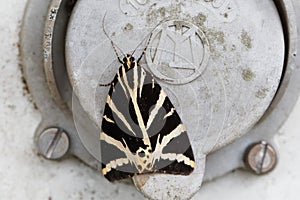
21 0 299 198
65 0 285 199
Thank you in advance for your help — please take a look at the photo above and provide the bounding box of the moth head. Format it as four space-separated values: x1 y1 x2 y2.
123 54 135 64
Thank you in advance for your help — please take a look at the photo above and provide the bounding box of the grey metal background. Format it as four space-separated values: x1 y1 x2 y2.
65 1 286 198
18 0 299 199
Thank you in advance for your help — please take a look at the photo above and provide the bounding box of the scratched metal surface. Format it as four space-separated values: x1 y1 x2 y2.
1 0 300 200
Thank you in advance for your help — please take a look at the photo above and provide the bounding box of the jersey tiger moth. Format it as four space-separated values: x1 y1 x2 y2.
100 16 195 182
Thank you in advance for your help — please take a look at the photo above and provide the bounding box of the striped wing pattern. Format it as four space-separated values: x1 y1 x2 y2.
100 57 195 182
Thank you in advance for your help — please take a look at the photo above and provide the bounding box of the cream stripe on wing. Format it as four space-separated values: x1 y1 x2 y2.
163 108 175 119
139 68 146 98
102 158 130 175
106 95 136 136
160 153 195 168
100 132 142 174
152 76 155 89
133 62 138 96
160 124 186 148
101 132 136 175
117 70 128 99
146 89 167 130
100 131 127 152
118 62 150 147
129 84 151 147
152 124 186 162
103 115 115 123
100 132 136 165
122 65 132 93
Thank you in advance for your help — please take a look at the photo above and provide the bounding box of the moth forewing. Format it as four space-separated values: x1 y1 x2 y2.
100 54 195 182
100 12 195 182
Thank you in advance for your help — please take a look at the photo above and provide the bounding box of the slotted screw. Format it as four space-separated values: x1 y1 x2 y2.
38 127 70 160
244 141 277 174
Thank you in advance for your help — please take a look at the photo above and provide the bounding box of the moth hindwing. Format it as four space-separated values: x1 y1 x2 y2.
100 54 195 182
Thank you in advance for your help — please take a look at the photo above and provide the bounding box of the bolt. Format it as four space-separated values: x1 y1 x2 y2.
38 128 70 160
244 141 277 175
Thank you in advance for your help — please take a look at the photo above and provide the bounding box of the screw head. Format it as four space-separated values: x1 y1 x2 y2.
244 141 277 175
38 128 70 160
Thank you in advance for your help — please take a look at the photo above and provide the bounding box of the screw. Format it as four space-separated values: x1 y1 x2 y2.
38 128 70 160
244 141 277 175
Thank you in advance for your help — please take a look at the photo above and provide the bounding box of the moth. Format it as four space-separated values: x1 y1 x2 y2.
100 17 195 182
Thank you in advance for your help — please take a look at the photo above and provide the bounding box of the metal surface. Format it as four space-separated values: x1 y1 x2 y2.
38 127 70 159
19 0 300 199
244 141 277 175
65 0 286 199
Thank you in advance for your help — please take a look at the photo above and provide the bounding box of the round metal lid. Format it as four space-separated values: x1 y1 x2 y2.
65 0 285 199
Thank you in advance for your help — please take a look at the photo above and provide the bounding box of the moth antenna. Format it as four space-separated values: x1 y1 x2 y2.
102 13 125 63
137 32 153 64
133 19 167 63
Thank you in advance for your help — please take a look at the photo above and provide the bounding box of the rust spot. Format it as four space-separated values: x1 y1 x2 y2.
18 41 30 96
18 29 39 110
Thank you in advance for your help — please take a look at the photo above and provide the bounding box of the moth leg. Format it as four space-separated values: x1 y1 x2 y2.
159 78 174 83
99 83 111 87
99 81 113 87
